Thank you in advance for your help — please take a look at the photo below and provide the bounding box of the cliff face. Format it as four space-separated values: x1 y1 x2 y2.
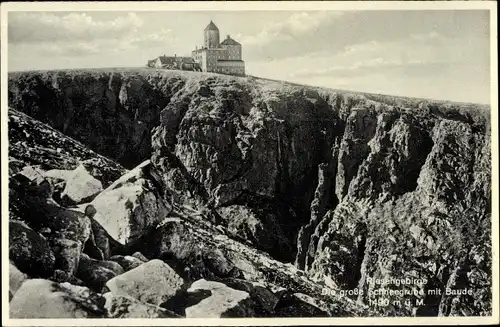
8 69 491 316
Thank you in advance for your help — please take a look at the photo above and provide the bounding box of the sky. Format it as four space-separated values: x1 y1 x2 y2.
7 10 491 104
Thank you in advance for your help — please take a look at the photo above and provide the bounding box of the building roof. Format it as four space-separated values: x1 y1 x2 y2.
157 56 195 65
204 20 219 31
220 35 241 46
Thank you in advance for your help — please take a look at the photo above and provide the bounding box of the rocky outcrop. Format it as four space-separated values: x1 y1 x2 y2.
8 108 126 187
8 69 491 317
304 113 491 316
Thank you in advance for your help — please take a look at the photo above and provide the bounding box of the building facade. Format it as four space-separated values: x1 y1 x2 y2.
192 21 245 76
150 55 201 71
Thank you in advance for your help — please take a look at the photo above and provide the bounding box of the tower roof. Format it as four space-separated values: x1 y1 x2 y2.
204 20 219 31
221 35 240 46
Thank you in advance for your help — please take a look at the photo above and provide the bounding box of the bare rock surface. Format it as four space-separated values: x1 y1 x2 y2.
8 108 126 187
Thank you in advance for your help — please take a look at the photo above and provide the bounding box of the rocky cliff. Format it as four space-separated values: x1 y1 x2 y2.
7 69 492 317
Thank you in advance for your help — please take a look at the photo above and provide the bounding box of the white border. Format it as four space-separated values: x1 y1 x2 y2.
1 1 498 326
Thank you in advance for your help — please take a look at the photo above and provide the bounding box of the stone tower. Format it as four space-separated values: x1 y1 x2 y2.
204 20 220 49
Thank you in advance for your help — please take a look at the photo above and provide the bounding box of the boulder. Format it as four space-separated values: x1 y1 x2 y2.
105 259 184 305
109 255 144 271
184 279 256 317
9 220 55 278
76 254 117 292
103 293 181 318
9 262 27 300
131 252 149 262
95 260 125 276
9 279 107 318
61 164 103 205
89 160 172 245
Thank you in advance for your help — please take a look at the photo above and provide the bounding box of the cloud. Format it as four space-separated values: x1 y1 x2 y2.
237 11 343 47
8 12 178 57
128 28 177 48
9 12 143 44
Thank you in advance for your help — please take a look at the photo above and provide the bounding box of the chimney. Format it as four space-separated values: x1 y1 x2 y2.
174 53 177 57
227 35 230 39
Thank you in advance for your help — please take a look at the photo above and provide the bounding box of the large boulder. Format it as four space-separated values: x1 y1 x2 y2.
184 279 256 317
9 279 107 318
9 221 55 278
106 259 184 305
89 160 172 245
61 164 103 205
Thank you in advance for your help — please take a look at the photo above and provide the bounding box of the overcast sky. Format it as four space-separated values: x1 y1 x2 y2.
8 10 491 104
